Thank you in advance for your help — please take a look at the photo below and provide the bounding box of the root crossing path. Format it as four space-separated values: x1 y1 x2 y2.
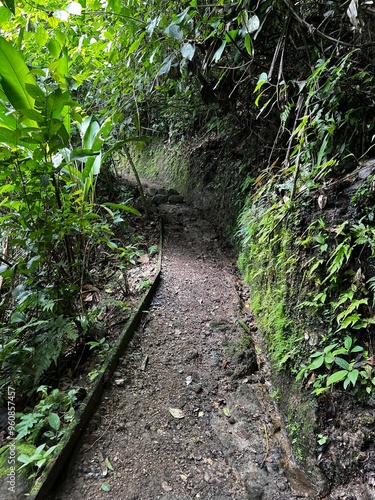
50 203 315 500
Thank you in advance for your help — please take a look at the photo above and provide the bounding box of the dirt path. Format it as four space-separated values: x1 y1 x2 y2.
49 202 316 500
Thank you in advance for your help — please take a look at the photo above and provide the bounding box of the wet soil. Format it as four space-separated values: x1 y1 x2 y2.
48 199 316 500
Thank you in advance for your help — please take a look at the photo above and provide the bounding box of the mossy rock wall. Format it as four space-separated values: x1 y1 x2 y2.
129 135 250 241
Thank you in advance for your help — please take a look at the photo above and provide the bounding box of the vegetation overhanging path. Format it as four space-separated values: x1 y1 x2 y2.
50 201 316 500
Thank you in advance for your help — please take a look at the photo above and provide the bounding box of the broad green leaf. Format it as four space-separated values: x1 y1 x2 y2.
1 0 14 15
35 26 49 49
102 202 140 216
0 6 12 22
334 357 350 370
70 149 100 160
47 39 61 58
25 84 45 102
244 33 252 55
326 370 348 386
347 369 359 387
0 126 15 144
19 108 44 123
351 345 364 353
344 336 352 351
308 356 324 370
48 412 61 431
0 36 36 111
83 119 100 150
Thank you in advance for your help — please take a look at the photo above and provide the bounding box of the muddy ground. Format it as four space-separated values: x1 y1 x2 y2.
47 193 374 499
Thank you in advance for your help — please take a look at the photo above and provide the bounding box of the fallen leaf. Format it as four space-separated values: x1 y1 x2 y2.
82 284 100 292
212 401 220 409
138 254 149 264
180 474 188 482
101 482 111 492
169 407 185 419
223 407 231 417
198 411 204 417
318 194 327 209
161 481 173 492
98 451 108 477
105 457 114 471
140 355 148 371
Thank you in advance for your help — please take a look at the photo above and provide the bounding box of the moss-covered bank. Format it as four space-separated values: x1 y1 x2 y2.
127 133 252 242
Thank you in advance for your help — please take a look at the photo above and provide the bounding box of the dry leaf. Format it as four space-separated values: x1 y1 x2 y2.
212 401 220 409
82 284 100 292
140 355 148 371
138 254 149 264
98 451 108 477
169 407 184 419
318 194 327 209
161 481 173 492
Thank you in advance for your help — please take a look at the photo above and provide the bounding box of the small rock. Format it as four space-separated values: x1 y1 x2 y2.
184 350 199 362
168 195 184 204
152 194 168 205
114 378 125 387
189 382 203 394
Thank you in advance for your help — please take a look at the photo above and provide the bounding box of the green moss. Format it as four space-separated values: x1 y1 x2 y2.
0 443 34 497
124 140 189 195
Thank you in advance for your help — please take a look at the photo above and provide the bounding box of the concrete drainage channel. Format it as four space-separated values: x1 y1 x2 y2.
15 228 163 500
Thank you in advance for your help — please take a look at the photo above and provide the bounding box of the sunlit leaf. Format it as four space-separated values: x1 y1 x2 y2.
48 412 61 431
181 43 195 61
54 10 69 22
0 36 36 111
213 41 226 63
66 2 83 15
326 370 348 386
164 23 183 41
1 0 14 14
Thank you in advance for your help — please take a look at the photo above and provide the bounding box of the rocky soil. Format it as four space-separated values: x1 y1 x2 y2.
46 190 375 500
48 197 320 500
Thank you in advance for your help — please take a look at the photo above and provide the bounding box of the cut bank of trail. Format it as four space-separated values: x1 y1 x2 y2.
50 199 317 500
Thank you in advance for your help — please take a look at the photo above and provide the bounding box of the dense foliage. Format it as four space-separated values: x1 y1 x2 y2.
1 0 375 484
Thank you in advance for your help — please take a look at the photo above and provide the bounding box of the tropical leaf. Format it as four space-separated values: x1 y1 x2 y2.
2 0 14 14
0 36 36 111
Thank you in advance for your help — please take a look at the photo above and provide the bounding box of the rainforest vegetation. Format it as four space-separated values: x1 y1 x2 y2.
1 0 375 491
